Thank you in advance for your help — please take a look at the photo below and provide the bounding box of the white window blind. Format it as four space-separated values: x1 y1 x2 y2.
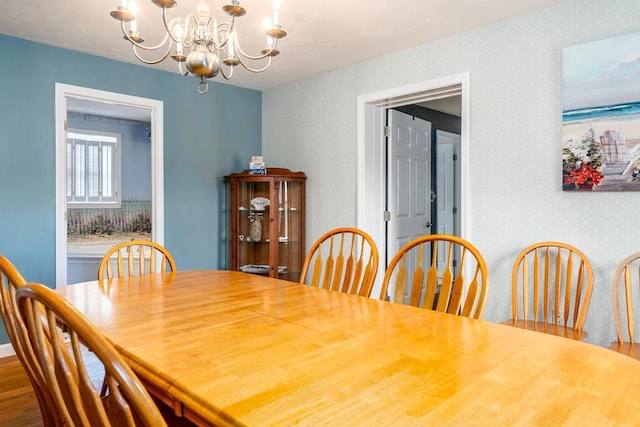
67 129 121 207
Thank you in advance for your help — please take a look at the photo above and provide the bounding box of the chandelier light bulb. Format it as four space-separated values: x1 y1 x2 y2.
129 2 138 32
272 0 282 24
110 0 286 93
197 0 210 17
171 19 186 42
111 0 135 21
128 0 138 17
263 16 274 48
228 31 236 58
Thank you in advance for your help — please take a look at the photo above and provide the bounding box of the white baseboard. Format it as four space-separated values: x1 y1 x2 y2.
0 342 16 358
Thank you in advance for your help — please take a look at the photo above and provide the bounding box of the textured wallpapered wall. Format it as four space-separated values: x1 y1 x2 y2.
262 0 640 347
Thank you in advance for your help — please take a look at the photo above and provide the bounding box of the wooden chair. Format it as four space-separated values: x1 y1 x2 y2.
98 240 176 280
299 227 379 297
504 241 593 340
379 234 489 319
0 255 63 427
15 282 168 427
610 252 640 359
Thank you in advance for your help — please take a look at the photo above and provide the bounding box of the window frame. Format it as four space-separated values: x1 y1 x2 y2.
66 128 122 209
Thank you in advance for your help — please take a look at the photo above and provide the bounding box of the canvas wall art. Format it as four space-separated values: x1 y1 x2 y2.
562 31 640 191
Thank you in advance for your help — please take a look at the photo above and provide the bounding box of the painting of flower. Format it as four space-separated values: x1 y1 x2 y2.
562 126 604 190
563 31 640 191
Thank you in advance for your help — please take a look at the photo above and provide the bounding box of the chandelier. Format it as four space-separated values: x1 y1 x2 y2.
110 0 286 94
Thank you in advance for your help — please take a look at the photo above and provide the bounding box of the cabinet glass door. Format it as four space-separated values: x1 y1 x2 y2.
237 180 271 275
277 180 303 281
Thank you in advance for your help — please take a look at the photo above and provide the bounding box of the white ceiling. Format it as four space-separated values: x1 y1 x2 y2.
0 0 570 92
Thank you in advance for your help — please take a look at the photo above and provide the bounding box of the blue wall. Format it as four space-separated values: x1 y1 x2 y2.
0 34 262 345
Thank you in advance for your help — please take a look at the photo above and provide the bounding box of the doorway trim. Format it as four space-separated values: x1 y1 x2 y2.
55 83 164 287
356 72 470 296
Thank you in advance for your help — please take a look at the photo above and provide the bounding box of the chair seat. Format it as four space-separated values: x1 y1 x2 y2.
500 319 587 340
608 342 640 360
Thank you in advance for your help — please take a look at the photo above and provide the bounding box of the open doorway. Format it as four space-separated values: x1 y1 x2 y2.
55 84 165 287
357 72 470 297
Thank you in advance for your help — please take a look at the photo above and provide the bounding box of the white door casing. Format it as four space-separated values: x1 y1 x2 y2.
55 83 164 287
357 72 470 298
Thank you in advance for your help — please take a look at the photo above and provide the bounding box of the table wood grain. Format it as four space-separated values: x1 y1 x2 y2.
57 270 640 426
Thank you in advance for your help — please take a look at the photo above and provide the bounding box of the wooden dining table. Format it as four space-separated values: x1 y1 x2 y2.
56 270 640 426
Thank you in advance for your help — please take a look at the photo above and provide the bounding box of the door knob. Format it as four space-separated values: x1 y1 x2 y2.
425 222 432 228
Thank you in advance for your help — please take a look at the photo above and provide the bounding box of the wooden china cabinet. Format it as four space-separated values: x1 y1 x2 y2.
224 168 306 282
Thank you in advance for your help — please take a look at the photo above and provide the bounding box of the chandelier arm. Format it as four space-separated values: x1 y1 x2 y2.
213 20 234 50
177 60 189 76
236 55 273 73
131 42 173 65
162 7 190 44
121 20 173 51
182 12 201 47
206 15 215 32
219 65 234 80
161 7 177 42
235 38 279 61
159 9 200 47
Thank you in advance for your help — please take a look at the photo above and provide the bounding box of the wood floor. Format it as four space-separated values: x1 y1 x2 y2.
0 355 44 427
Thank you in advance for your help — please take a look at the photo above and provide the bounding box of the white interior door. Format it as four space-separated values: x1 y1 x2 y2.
435 130 461 236
387 110 432 302
435 130 461 275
